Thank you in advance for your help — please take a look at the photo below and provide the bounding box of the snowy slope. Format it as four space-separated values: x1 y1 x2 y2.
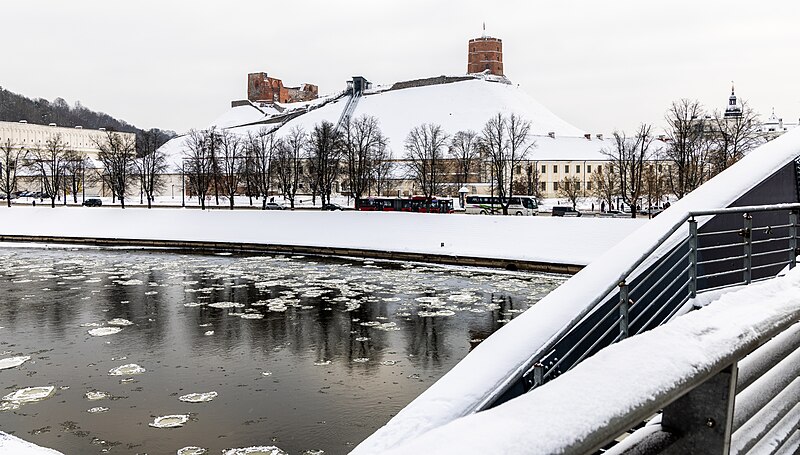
0 209 644 267
0 432 63 455
351 125 800 453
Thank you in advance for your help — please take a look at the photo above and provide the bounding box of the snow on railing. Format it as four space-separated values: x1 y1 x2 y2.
381 270 800 454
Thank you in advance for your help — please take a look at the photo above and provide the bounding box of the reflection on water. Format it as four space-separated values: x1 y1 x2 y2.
0 248 565 454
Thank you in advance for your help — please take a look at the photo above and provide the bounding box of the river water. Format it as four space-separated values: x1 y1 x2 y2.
0 247 565 454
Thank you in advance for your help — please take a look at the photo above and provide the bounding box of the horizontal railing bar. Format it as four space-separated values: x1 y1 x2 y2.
631 250 691 302
751 248 793 258
733 344 800 431
634 278 691 334
751 261 789 272
630 266 690 328
631 246 690 292
689 203 800 217
698 254 746 266
697 228 745 237
754 223 793 231
699 282 744 294
698 243 742 252
737 322 800 392
751 236 792 246
698 268 747 280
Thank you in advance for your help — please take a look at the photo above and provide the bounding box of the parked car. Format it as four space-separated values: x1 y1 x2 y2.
321 203 344 211
82 198 103 207
552 206 581 217
265 202 285 210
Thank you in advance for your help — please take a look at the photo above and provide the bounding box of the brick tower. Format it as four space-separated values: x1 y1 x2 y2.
467 29 503 76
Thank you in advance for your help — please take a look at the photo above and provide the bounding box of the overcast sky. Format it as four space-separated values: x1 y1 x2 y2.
3 1 799 134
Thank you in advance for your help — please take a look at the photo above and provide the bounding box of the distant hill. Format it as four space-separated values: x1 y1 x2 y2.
0 86 176 150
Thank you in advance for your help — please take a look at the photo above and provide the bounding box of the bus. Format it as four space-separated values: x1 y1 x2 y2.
464 195 538 216
357 196 454 214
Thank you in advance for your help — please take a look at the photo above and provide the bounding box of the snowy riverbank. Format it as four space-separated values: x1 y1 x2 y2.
0 432 63 455
0 207 645 267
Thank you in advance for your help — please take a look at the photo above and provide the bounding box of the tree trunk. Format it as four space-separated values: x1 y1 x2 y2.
229 195 234 210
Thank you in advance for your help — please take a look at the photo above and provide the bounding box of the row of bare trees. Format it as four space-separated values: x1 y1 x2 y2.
0 131 169 208
182 115 393 210
404 112 536 215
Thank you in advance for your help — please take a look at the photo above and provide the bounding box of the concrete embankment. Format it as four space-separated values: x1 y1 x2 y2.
0 207 646 272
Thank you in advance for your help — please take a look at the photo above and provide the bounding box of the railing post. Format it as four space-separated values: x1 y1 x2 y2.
743 213 752 284
790 210 797 269
689 218 698 298
619 281 629 340
533 362 544 387
661 363 738 454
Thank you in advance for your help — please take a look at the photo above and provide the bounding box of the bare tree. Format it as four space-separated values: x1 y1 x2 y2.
590 164 619 212
64 151 90 204
308 121 343 206
604 124 654 218
274 126 305 209
664 99 710 199
557 175 583 210
449 130 481 191
525 161 542 200
481 113 534 215
709 102 763 175
372 147 395 197
343 116 387 208
135 129 169 209
184 129 215 210
217 130 243 210
405 123 449 210
30 133 69 208
643 163 667 215
246 128 277 210
94 131 136 208
0 140 26 207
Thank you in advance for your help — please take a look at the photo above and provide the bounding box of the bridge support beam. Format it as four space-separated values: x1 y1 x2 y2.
661 363 737 454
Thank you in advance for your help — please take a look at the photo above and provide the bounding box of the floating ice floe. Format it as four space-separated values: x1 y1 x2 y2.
80 322 102 327
352 358 369 363
108 363 146 376
184 302 205 307
85 390 110 401
178 447 207 455
88 327 122 337
87 406 109 413
117 279 143 286
261 371 273 377
313 360 332 366
204 331 215 336
355 336 370 342
144 290 158 296
208 301 244 309
107 318 134 326
179 391 218 403
0 401 20 411
0 356 31 370
380 360 400 366
222 446 287 455
238 313 264 320
3 386 55 403
149 414 190 428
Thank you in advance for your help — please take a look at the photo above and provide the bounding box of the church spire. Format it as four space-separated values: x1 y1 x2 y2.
724 81 742 119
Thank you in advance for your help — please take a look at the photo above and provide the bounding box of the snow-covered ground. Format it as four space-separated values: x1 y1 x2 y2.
0 432 63 455
380 266 800 454
0 207 645 266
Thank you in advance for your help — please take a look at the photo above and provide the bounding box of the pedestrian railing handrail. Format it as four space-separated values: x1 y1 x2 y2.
476 202 800 412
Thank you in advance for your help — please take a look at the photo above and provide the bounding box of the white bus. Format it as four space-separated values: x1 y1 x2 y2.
464 195 538 216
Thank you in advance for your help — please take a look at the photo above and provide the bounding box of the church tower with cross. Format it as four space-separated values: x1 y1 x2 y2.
467 24 504 76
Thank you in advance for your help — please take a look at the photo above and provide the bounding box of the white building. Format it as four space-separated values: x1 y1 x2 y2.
0 120 133 160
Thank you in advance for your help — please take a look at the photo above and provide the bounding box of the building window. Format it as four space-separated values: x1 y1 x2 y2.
540 181 546 191
587 181 593 191
553 165 557 173
587 165 592 173
576 165 581 174
597 165 602 173
575 182 581 191
564 165 569 173
658 165 663 172
541 165 546 174
553 182 559 191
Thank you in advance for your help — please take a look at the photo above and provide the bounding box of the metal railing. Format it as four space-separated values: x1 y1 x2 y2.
478 203 800 410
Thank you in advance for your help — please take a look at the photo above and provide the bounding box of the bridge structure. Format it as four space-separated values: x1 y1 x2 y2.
352 129 800 453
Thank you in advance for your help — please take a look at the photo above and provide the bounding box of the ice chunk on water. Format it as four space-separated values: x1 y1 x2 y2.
149 414 189 428
239 313 264 320
313 360 331 366
222 446 287 455
0 401 20 411
85 391 110 401
107 318 134 326
352 358 369 363
3 386 55 403
88 327 122 336
204 331 215 336
208 301 244 309
0 355 31 370
87 406 109 413
108 363 145 376
178 447 207 455
179 391 218 403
